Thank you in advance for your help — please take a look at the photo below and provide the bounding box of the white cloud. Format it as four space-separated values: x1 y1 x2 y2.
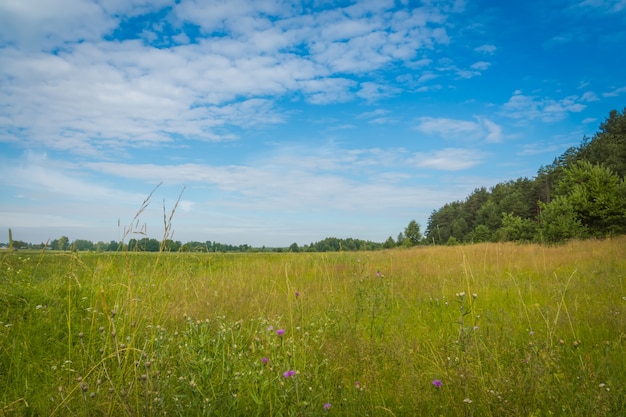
575 0 626 13
356 82 398 101
602 86 626 97
474 44 496 54
0 0 474 157
298 78 357 104
72 145 444 214
481 118 503 143
517 143 565 156
416 117 481 137
1 154 144 204
0 0 117 49
358 109 390 119
411 148 486 171
501 91 587 122
357 109 396 124
580 91 599 102
470 61 491 71
415 117 503 143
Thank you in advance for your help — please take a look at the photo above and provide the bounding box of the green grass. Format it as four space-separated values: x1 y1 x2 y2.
1 238 625 416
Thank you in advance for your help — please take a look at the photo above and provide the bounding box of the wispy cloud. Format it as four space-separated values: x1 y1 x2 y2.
411 148 486 171
470 61 491 71
602 86 626 97
474 44 496 54
501 90 587 122
357 109 396 124
575 0 626 14
414 116 503 143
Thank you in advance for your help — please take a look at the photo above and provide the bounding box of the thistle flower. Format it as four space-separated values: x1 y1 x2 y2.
283 370 295 378
261 357 269 364
276 329 285 336
432 379 443 388
324 403 332 410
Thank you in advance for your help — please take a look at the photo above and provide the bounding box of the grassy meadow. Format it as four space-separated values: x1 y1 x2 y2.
1 237 625 416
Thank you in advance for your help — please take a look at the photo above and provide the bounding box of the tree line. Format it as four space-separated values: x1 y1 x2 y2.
1 235 386 253
423 108 626 244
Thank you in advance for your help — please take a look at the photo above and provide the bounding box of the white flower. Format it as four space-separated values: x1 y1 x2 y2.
463 398 473 404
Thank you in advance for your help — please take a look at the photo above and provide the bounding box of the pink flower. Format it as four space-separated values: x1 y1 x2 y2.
283 370 295 378
261 357 269 364
432 379 443 388
276 329 285 336
323 403 332 410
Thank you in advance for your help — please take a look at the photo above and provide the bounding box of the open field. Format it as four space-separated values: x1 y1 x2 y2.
1 237 625 416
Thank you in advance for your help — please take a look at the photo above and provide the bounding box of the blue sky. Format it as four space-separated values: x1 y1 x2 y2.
1 0 625 247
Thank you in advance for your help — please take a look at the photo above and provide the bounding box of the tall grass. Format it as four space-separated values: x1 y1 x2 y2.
1 237 625 416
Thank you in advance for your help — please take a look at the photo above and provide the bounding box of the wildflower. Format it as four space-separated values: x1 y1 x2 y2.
295 291 300 298
267 325 274 331
432 379 443 388
261 357 269 364
276 329 285 336
463 398 472 404
324 403 332 410
355 381 360 389
283 370 295 378
376 271 383 277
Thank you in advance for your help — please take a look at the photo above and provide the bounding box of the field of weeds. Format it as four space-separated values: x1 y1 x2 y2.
1 237 625 416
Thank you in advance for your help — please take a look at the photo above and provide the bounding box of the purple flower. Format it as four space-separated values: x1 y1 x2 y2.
276 329 285 336
323 403 332 410
283 370 295 378
261 357 269 364
295 291 300 298
432 379 443 388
